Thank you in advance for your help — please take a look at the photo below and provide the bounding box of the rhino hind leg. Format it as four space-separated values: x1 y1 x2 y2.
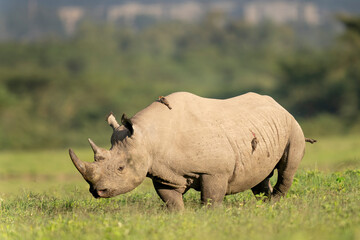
272 128 305 201
152 181 185 211
251 175 273 201
200 174 228 207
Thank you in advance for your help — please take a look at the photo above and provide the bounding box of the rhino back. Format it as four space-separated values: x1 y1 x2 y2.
131 92 296 189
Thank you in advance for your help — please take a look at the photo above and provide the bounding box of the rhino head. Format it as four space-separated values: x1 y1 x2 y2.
69 113 147 198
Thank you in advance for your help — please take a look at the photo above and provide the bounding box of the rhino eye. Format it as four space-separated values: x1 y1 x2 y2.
118 166 125 172
95 156 105 162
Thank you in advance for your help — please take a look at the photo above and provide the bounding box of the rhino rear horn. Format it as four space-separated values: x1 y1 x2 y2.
121 113 134 135
88 138 100 154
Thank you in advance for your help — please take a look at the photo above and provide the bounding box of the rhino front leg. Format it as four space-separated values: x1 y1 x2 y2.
200 174 228 207
152 180 185 211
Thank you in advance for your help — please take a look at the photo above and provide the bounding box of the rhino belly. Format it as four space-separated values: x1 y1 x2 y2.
226 154 280 194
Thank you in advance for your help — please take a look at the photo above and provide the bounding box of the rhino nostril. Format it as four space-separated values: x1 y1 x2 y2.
97 189 108 196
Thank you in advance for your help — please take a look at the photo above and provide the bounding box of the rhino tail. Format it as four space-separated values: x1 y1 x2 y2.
305 138 317 144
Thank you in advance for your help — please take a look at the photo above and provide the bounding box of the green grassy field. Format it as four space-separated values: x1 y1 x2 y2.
0 135 360 240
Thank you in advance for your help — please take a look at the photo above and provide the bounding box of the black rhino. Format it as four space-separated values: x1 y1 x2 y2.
69 92 314 210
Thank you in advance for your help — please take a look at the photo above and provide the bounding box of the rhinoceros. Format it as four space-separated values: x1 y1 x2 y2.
69 92 313 210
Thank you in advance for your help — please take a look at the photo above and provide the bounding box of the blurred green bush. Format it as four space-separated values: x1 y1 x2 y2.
0 15 359 149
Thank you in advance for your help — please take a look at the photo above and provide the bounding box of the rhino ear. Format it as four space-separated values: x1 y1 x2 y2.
121 113 133 135
106 112 120 130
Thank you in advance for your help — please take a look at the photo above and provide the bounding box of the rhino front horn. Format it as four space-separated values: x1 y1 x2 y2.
69 149 88 177
88 138 100 154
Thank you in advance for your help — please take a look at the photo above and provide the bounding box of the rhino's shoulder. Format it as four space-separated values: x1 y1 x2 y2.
167 92 276 103
165 92 282 111
165 91 202 100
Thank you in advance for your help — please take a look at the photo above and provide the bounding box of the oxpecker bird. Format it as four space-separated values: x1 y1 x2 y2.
251 130 258 154
158 96 172 110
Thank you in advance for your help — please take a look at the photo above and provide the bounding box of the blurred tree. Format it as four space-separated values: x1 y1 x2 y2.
0 15 359 149
336 15 360 124
275 15 360 131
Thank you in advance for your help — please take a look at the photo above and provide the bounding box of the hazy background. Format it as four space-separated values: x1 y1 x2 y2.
0 0 360 150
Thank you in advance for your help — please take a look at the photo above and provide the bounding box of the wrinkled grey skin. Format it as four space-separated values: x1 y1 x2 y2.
69 92 307 210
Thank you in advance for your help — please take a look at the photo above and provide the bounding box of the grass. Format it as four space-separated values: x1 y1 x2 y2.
301 134 360 171
0 135 360 240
